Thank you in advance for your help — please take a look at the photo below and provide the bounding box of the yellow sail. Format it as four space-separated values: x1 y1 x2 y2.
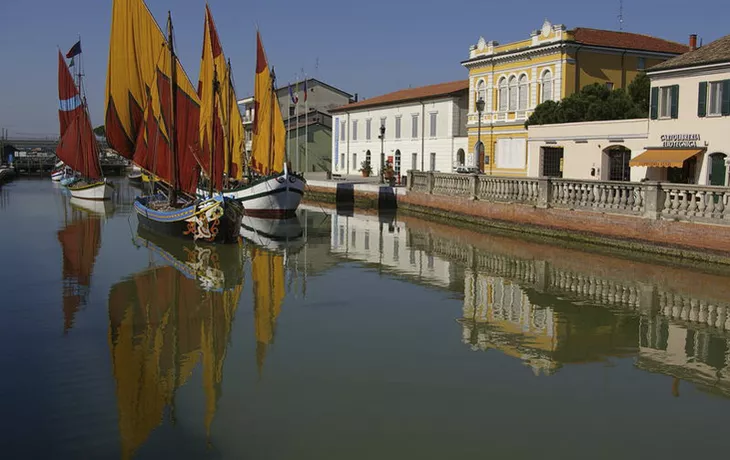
251 246 286 375
198 4 245 182
251 31 287 175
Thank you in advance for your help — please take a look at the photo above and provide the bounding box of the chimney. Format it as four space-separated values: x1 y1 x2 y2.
354 93 359 102
689 34 697 51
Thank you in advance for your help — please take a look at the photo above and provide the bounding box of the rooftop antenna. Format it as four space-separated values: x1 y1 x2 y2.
315 57 319 79
618 0 624 31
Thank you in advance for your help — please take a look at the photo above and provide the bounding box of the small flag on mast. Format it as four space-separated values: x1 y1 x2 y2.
303 78 307 102
289 83 298 104
69 57 75 68
66 41 82 58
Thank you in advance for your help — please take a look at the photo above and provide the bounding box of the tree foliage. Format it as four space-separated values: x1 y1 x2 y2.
93 125 105 137
525 73 649 127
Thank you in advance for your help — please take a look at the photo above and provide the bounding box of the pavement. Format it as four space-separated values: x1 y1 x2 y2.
302 171 405 186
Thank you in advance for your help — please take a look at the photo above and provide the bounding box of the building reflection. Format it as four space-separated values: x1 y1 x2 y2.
107 229 244 459
317 205 730 397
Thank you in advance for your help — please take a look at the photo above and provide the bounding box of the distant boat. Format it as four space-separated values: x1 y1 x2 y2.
51 161 72 182
194 10 304 218
104 0 242 243
126 165 143 184
56 46 113 200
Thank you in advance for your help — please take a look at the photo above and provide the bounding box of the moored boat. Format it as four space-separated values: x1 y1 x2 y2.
105 1 241 243
56 44 113 201
127 165 143 184
194 21 304 217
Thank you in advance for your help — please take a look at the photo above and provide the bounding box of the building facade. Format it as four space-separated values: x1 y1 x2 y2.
631 34 730 185
238 78 354 173
329 81 469 179
461 20 688 177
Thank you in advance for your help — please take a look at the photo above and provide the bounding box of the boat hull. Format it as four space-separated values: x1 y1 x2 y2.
197 173 304 218
134 194 243 244
68 180 114 201
51 170 65 181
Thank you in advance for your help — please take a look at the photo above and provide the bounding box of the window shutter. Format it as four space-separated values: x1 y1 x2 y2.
697 81 707 117
722 80 730 116
670 85 679 119
650 87 659 119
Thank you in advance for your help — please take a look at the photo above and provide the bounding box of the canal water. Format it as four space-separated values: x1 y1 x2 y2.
1 177 730 459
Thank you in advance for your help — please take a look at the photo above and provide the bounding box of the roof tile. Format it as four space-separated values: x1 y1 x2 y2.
330 80 468 113
649 34 730 71
571 27 689 54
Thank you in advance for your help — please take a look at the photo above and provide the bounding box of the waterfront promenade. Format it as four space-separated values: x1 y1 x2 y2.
304 171 730 263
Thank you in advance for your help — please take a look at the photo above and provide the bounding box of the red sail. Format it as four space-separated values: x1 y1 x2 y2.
57 50 82 138
133 69 202 195
56 108 104 180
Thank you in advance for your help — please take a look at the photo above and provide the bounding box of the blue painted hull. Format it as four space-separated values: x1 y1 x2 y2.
134 194 243 244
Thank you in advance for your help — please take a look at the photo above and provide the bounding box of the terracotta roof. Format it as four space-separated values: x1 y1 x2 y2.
649 34 730 71
570 27 689 54
329 80 468 113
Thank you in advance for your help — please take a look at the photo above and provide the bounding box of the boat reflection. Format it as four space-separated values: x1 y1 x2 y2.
57 200 104 332
107 229 244 459
322 205 730 397
240 213 305 253
70 196 116 218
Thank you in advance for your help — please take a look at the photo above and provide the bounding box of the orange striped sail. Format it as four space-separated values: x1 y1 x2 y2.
198 5 245 186
251 32 286 175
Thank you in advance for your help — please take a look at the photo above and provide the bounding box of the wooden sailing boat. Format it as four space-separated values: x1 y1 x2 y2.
104 0 242 243
108 228 243 458
195 19 305 218
56 48 114 200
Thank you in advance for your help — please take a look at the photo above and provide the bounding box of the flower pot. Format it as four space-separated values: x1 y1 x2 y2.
361 171 369 177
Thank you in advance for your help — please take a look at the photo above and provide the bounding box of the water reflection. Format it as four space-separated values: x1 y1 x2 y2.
317 205 730 397
57 196 107 332
108 230 244 459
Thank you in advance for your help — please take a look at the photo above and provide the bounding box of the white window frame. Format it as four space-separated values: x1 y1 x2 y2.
508 76 518 111
540 70 553 103
395 116 402 139
518 74 528 111
429 112 437 137
709 81 723 116
476 79 487 111
366 119 372 140
352 120 358 141
340 120 346 141
411 114 419 139
659 86 674 119
430 152 436 171
499 77 508 111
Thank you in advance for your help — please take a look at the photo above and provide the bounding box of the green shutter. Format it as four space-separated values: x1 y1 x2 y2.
650 87 659 119
722 80 730 116
670 85 679 119
698 81 707 117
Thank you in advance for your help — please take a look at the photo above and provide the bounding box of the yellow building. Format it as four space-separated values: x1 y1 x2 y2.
461 20 688 176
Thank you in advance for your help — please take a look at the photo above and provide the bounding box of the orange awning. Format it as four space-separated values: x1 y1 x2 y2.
629 148 704 168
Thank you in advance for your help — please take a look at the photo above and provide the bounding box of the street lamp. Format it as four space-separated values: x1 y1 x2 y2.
378 124 386 184
476 98 485 173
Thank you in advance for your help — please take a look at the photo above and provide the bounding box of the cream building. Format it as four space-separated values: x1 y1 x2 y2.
630 34 730 185
329 81 469 179
462 20 687 177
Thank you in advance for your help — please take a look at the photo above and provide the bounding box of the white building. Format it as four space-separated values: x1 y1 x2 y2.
633 33 730 185
329 81 469 179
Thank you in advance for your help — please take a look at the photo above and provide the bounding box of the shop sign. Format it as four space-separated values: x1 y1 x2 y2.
661 134 700 148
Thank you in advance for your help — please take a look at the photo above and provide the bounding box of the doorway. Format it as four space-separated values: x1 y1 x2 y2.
411 152 418 171
709 152 727 186
605 146 631 181
541 147 564 178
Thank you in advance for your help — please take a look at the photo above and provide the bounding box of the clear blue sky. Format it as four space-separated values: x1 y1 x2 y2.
0 0 727 137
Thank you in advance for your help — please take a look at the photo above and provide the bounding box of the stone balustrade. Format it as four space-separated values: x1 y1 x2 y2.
407 171 730 226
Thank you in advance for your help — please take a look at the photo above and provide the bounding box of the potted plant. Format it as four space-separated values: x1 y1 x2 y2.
360 160 373 177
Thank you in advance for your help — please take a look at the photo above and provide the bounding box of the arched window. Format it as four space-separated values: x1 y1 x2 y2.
540 70 553 103
498 77 507 112
476 80 486 111
508 76 517 111
518 74 528 110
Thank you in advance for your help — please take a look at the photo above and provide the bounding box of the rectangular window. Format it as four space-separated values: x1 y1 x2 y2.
637 57 646 71
364 230 370 250
307 130 314 143
366 119 372 140
411 153 418 171
709 81 723 115
429 112 437 137
411 114 419 138
605 82 614 90
430 152 436 171
658 85 679 119
352 120 358 140
353 153 357 171
340 121 345 140
541 147 564 178
380 117 386 133
340 154 344 169
395 116 402 139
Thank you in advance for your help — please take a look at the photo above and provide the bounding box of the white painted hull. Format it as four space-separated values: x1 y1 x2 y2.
68 181 114 201
51 171 64 181
197 173 304 218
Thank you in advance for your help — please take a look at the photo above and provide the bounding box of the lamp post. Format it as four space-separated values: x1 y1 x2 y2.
476 98 485 174
378 124 386 184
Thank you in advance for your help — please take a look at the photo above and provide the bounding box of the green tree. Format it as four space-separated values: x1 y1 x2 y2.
627 72 650 117
526 74 650 127
93 125 105 137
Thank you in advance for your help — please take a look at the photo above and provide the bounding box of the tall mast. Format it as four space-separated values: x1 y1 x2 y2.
75 36 84 178
226 59 233 179
209 64 218 198
268 66 276 172
166 12 179 206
